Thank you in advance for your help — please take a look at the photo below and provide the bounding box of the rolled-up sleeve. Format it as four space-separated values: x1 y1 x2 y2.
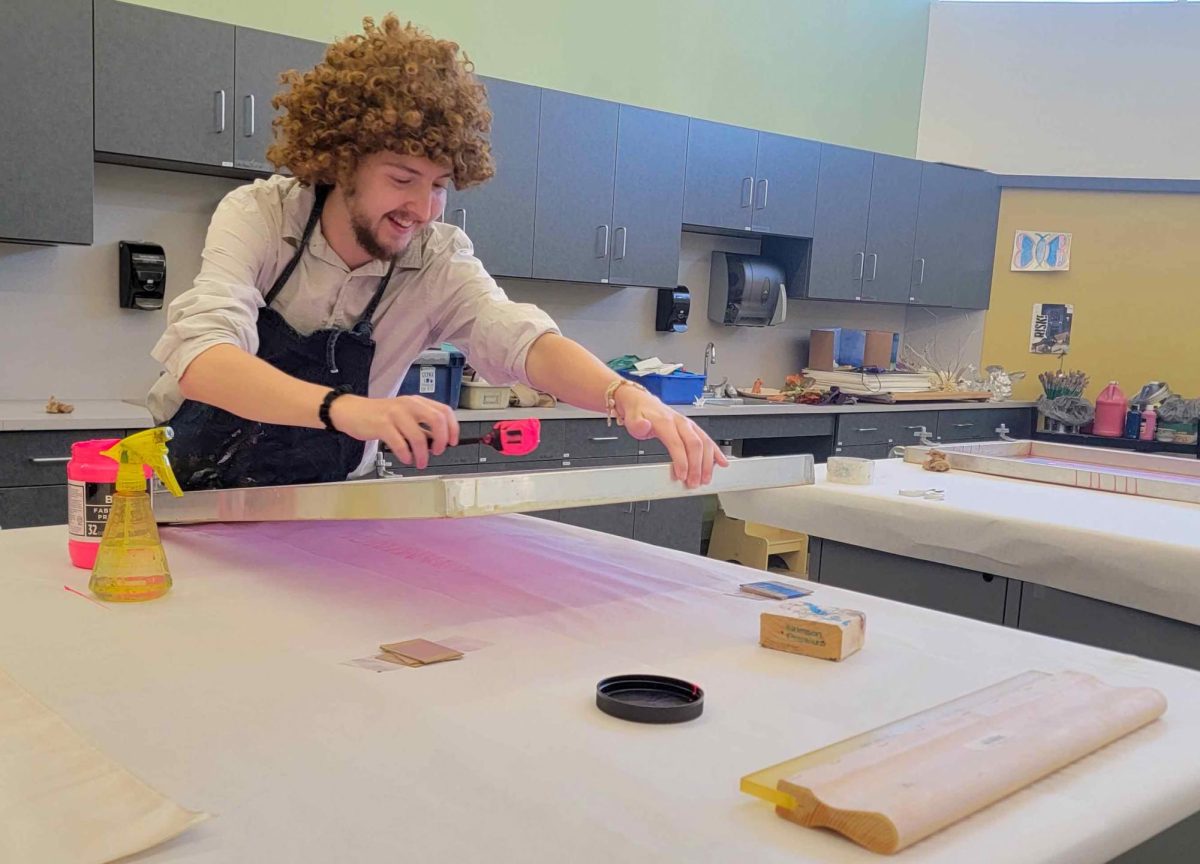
433 242 560 386
150 187 276 380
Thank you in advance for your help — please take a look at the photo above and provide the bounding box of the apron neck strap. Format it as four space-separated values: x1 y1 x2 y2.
264 184 331 308
352 256 398 336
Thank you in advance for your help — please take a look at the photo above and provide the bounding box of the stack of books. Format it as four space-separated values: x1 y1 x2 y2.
803 369 934 396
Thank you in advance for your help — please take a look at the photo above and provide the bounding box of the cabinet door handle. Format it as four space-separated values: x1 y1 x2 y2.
755 178 768 210
589 436 620 442
867 252 878 281
213 89 226 133
243 94 255 137
613 226 627 261
595 224 610 258
741 176 754 209
452 208 466 232
640 501 651 513
625 502 634 514
29 456 71 464
954 422 975 428
855 251 865 281
916 257 926 285
855 427 879 433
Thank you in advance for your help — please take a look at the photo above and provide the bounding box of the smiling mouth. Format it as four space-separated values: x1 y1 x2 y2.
387 214 416 232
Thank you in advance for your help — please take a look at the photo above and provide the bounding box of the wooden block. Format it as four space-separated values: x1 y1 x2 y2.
379 639 463 665
808 330 837 371
760 600 865 661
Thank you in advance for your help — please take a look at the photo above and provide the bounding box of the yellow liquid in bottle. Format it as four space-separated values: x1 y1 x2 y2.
89 491 172 602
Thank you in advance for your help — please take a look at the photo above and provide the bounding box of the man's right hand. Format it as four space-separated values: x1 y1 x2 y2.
329 394 460 470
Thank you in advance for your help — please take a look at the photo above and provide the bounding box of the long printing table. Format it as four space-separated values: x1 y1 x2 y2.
2 515 1199 862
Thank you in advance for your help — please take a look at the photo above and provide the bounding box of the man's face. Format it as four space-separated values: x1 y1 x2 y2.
343 152 451 260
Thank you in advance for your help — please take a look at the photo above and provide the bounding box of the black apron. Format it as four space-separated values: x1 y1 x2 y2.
167 185 396 490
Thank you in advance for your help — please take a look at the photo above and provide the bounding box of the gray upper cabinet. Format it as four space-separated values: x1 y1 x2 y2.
445 78 541 278
911 163 999 308
683 120 759 231
1 0 93 244
532 90 619 283
608 105 688 289
953 169 1000 309
807 145 873 300
861 155 922 303
751 133 819 236
95 0 234 167
233 27 326 173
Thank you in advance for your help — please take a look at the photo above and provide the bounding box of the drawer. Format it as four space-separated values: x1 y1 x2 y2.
380 422 481 467
936 408 1033 442
562 419 639 459
477 420 565 467
700 414 834 441
831 443 894 460
0 430 120 488
0 484 66 528
835 412 931 447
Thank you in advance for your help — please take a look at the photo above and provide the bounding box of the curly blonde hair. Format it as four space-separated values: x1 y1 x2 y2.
267 15 494 190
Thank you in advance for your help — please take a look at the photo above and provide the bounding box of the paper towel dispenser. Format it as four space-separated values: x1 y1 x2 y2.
119 241 166 311
707 252 786 327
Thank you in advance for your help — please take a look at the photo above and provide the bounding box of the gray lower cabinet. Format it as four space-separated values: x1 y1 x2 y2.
559 502 636 539
911 163 999 309
807 145 873 300
1017 583 1200 671
608 105 689 289
812 539 1010 625
682 119 759 232
861 155 922 304
632 496 704 554
95 0 235 167
0 486 65 530
2 0 93 244
832 443 894 460
835 411 931 449
935 408 1032 443
232 27 326 172
532 90 619 283
751 133 819 237
444 78 541 278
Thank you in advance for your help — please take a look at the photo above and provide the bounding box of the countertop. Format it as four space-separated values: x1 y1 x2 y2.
0 399 154 431
2 516 1197 862
0 399 1036 432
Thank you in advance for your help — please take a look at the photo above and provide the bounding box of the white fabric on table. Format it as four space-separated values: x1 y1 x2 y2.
722 459 1200 626
1 517 1198 863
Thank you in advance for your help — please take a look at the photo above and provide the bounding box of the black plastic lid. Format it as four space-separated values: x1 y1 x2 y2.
595 674 704 724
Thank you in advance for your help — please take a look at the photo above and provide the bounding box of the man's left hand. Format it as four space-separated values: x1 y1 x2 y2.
615 388 729 488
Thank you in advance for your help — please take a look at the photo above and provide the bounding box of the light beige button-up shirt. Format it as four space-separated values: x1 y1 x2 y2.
148 175 559 477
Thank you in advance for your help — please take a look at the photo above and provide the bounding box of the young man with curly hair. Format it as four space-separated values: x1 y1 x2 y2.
148 15 726 491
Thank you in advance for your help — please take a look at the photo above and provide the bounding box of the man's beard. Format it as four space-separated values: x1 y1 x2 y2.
347 194 410 261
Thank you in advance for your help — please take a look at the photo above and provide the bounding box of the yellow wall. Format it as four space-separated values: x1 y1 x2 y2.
982 188 1200 402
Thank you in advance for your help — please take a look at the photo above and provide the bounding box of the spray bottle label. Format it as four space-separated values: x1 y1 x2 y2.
68 479 118 541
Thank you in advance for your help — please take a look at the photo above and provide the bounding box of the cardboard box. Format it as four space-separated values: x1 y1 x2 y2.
760 600 866 661
863 330 894 368
808 329 838 371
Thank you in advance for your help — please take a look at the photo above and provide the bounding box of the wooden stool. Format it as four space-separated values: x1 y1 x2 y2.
707 510 808 576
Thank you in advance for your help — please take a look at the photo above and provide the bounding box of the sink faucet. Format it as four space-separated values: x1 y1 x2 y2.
703 342 716 382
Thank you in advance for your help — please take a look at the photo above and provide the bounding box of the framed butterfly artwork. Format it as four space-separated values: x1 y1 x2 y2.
1012 230 1071 271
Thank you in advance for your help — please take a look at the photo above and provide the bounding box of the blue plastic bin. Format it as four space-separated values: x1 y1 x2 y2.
621 370 706 405
398 347 465 406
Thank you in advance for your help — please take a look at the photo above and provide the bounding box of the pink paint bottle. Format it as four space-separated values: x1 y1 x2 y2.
66 439 150 568
1139 405 1158 442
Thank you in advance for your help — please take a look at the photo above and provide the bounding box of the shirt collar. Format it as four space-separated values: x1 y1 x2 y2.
282 182 430 275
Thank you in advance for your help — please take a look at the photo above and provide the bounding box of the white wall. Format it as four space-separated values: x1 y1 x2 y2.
0 165 926 403
918 1 1200 178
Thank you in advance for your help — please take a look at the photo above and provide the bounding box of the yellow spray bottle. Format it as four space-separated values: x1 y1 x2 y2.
89 427 183 602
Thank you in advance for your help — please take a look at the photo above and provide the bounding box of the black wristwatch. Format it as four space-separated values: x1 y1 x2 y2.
319 385 354 433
